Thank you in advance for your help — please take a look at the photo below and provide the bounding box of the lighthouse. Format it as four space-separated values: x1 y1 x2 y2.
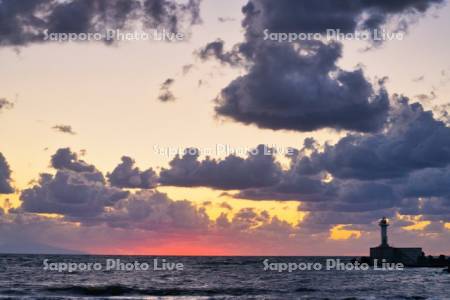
379 217 389 247
370 217 423 265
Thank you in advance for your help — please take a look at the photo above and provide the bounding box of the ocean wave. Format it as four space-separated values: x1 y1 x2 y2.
0 289 28 296
294 287 317 292
45 285 275 296
200 260 259 266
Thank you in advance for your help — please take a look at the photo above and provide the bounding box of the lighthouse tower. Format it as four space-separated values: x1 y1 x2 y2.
370 217 423 265
379 217 389 247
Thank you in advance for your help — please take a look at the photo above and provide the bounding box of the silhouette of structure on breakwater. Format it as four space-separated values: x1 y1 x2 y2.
357 217 450 268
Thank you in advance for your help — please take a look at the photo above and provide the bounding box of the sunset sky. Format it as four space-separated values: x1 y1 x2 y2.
1 0 450 255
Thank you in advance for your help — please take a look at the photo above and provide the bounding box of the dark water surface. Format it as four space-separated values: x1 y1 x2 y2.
0 255 448 299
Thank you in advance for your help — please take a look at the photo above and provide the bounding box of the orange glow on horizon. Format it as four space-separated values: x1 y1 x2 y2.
78 236 266 256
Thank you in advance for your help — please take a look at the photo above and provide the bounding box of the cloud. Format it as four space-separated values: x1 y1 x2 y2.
158 78 176 102
218 17 236 23
0 0 202 46
198 0 443 133
107 156 158 189
299 210 397 234
197 39 242 66
2 0 449 255
52 124 76 135
181 64 194 75
96 190 210 231
0 98 14 112
412 75 425 82
235 159 398 213
433 103 450 124
0 213 87 254
414 91 437 103
198 98 450 227
51 148 96 173
159 145 282 190
19 149 208 230
2 205 449 255
1 197 303 255
214 41 390 132
416 198 450 222
20 170 129 220
0 153 14 194
151 95 448 224
18 168 287 234
240 0 444 36
37 97 447 231
402 167 450 198
300 181 399 213
3 141 449 254
142 0 202 31
18 150 210 231
220 202 233 210
235 176 337 202
301 96 450 180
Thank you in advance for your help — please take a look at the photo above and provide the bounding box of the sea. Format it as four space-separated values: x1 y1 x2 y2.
0 255 449 299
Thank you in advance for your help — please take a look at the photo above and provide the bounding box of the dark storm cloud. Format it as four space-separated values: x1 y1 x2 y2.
10 140 450 237
96 190 210 230
46 0 140 33
214 41 390 132
0 153 14 194
217 96 450 224
107 156 158 189
20 170 129 219
52 124 76 135
198 0 444 133
401 167 450 198
417 198 450 222
300 209 397 233
301 97 450 180
0 0 139 45
0 98 14 112
241 0 444 35
0 0 202 46
234 139 337 201
235 153 398 212
235 175 337 202
51 148 96 173
39 97 448 227
158 78 176 102
397 196 450 222
300 181 399 213
18 150 210 230
143 0 202 32
159 145 282 190
18 171 209 230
